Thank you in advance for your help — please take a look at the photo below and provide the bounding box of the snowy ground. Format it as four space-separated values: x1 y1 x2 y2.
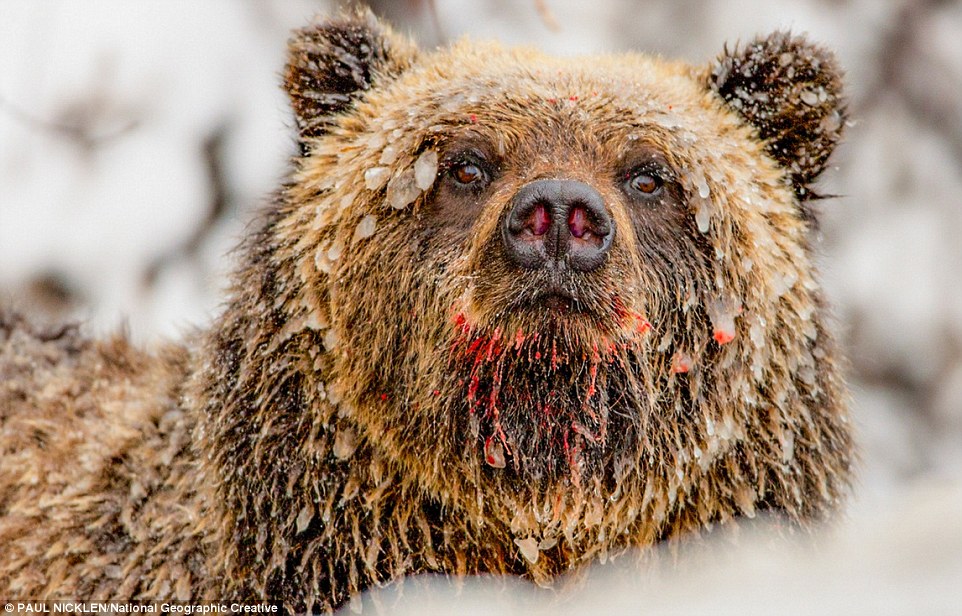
1 0 960 611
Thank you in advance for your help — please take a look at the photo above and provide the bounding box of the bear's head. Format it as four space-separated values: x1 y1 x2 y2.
259 11 850 531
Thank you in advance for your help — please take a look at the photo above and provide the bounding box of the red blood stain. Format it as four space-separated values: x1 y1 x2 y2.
488 389 499 412
484 435 506 468
469 114 478 123
483 338 498 362
569 95 579 101
612 296 630 320
547 97 557 104
585 363 598 401
466 337 484 357
571 421 599 443
379 393 389 401
467 376 480 402
611 296 653 339
432 389 440 396
535 351 542 360
713 329 736 345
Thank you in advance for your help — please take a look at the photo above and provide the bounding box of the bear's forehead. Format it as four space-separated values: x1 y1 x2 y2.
390 44 710 117
353 44 745 162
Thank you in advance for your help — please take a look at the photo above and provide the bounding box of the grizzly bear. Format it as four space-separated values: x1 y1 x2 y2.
0 10 853 613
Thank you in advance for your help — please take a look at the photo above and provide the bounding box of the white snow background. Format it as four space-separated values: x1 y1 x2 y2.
1 0 960 612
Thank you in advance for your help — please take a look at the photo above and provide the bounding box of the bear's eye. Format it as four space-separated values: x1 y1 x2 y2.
451 161 486 186
626 170 664 197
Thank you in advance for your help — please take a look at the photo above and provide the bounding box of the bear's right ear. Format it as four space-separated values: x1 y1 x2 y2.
284 11 417 147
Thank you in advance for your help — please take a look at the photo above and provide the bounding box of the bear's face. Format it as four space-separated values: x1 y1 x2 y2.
363 54 711 335
280 14 846 507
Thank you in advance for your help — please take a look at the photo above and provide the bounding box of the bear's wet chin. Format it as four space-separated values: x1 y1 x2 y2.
468 363 646 481
448 321 650 481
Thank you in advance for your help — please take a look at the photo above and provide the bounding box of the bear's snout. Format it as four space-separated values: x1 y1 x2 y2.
502 179 614 273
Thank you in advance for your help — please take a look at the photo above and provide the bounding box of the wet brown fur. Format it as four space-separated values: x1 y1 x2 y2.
0 12 854 612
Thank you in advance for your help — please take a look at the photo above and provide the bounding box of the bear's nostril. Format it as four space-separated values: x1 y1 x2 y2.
528 203 550 236
568 206 589 239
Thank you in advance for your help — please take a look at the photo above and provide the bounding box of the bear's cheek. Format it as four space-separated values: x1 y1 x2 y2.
624 190 711 278
419 182 491 240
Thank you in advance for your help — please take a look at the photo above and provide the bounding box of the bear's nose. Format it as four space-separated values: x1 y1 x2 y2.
502 179 614 272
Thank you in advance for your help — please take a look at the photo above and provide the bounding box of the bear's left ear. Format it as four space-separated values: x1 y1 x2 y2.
284 11 418 147
707 32 847 203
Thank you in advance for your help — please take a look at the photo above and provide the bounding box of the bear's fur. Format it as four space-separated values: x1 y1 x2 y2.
0 11 854 612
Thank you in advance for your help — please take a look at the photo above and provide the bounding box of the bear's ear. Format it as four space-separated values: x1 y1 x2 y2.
707 32 847 203
284 11 417 146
